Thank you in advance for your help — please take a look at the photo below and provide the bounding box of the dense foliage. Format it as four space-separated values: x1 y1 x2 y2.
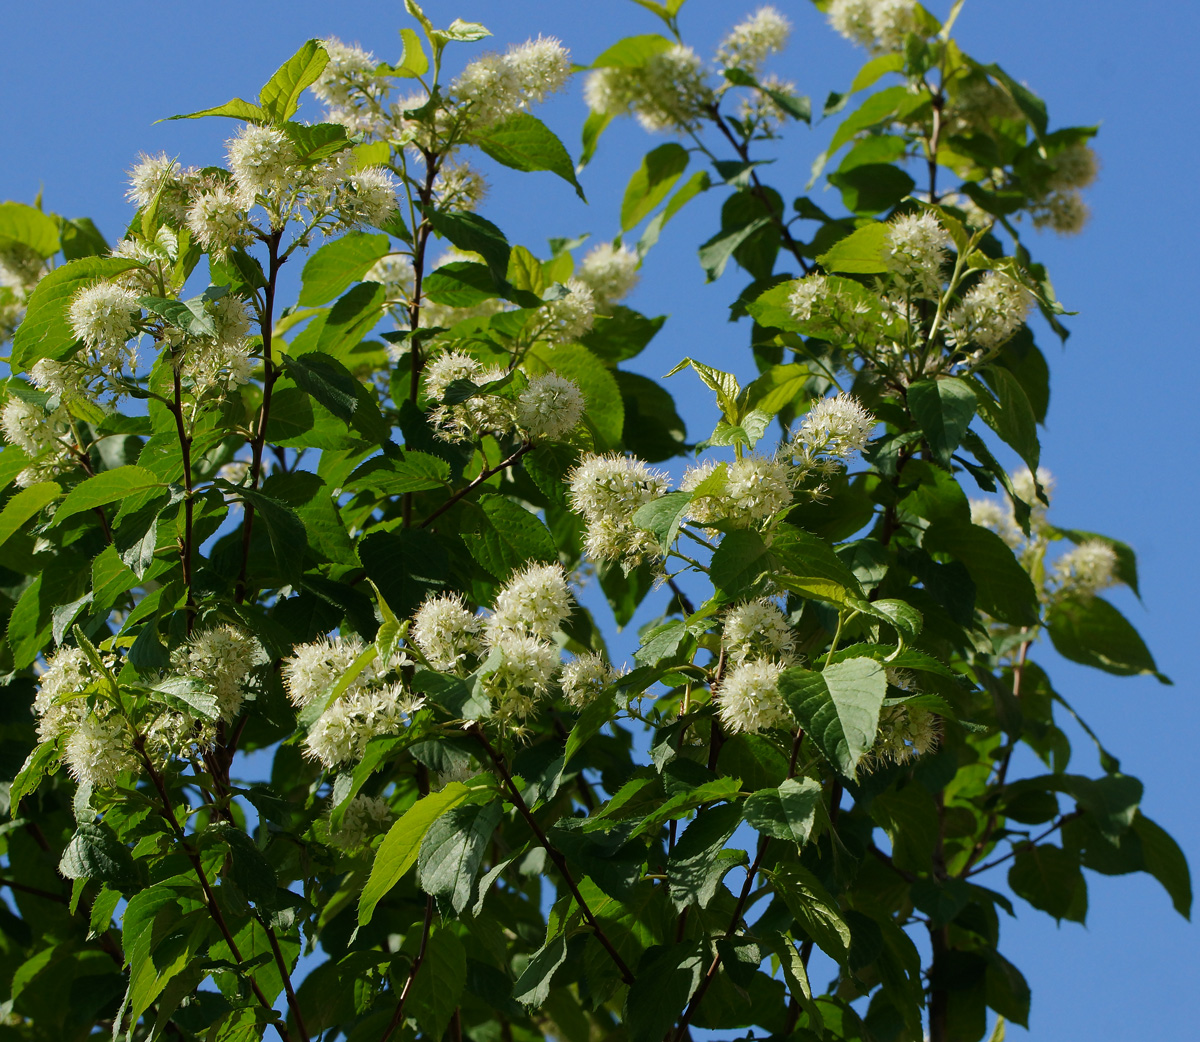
0 2 1187 1042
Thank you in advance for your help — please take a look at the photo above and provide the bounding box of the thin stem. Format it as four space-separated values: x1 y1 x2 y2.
0 877 69 903
168 364 196 632
264 919 309 1042
666 576 696 617
963 811 1084 879
469 725 635 985
380 894 435 1042
420 443 532 529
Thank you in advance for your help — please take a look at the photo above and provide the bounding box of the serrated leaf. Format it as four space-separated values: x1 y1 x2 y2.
667 803 743 909
512 932 569 1007
0 202 60 258
908 378 976 467
779 657 887 777
632 491 692 554
259 39 330 122
743 777 822 846
473 113 586 201
0 481 59 547
621 143 689 231
59 823 140 890
771 863 851 962
1047 594 1164 680
166 97 266 122
464 493 558 581
417 800 501 914
817 222 889 274
923 520 1039 627
299 232 390 306
53 467 161 526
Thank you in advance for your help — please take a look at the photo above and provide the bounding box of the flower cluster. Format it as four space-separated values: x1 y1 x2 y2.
411 593 483 672
783 393 875 492
423 351 515 442
283 635 422 768
947 271 1034 357
827 0 922 53
722 599 797 665
869 702 942 767
1051 540 1119 599
451 37 572 132
883 211 948 298
328 794 393 852
717 659 791 735
585 44 713 133
576 242 640 313
568 454 669 568
516 373 586 442
0 395 75 487
716 7 791 71
561 653 625 709
170 625 263 721
534 279 597 343
683 456 792 530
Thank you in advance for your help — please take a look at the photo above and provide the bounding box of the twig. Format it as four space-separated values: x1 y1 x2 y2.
420 443 532 529
963 810 1085 879
469 725 635 985
0 877 68 903
380 894 435 1042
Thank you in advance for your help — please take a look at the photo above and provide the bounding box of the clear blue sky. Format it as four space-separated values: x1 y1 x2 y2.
3 1 1196 1038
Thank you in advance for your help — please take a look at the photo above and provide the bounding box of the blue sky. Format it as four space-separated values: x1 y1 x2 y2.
2 1 1197 1038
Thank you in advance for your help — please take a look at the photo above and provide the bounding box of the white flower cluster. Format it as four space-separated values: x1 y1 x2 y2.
535 279 597 343
883 212 949 298
228 124 300 208
682 457 792 530
68 282 142 375
1012 466 1054 519
722 599 797 665
585 44 713 133
0 244 47 345
516 373 586 442
1029 142 1097 236
186 184 254 256
561 652 624 710
451 36 572 132
312 38 385 136
170 625 263 721
717 7 791 71
433 162 488 213
948 272 1034 356
1052 540 1119 599
329 793 393 851
366 254 417 305
827 0 922 53
785 393 875 484
786 274 875 343
0 396 75 487
173 293 256 397
568 454 669 568
717 659 791 735
127 152 203 223
423 351 515 442
283 635 422 768
738 73 802 132
870 689 941 767
33 646 138 788
576 242 640 313
1031 190 1089 236
411 593 483 672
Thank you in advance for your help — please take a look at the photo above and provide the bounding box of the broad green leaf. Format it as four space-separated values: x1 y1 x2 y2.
59 823 140 890
283 350 390 442
11 257 142 370
307 281 388 361
408 929 467 1038
53 467 161 526
1047 594 1165 681
974 367 1040 472
473 113 586 201
590 33 673 68
465 493 558 580
771 863 852 962
1008 845 1087 922
743 777 822 847
770 525 865 606
512 932 569 1007
345 451 450 495
667 802 743 909
417 800 501 914
395 27 429 77
850 53 905 93
1134 812 1192 919
621 143 689 231
923 521 1040 626
907 377 977 466
298 232 390 306
216 481 308 585
779 657 887 777
0 202 60 257
426 210 511 283
624 943 704 1042
359 782 472 924
698 216 772 281
871 785 940 873
138 294 216 337
10 741 60 809
632 491 692 554
166 97 266 121
358 527 448 619
259 39 330 122
282 120 351 163
816 221 889 274
665 357 740 418
0 482 60 547
862 598 923 638
530 342 624 449
985 950 1031 1029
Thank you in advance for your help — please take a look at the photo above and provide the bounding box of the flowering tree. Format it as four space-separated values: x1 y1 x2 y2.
0 2 1188 1042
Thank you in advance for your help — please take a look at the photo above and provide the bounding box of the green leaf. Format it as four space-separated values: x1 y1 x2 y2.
282 121 351 163
850 53 905 92
395 27 429 77
590 33 673 69
698 217 772 281
59 823 140 890
426 210 511 284
710 529 772 600
0 202 60 257
298 232 390 306
408 930 467 1039
205 824 277 905
166 97 266 122
11 257 142 370
512 932 569 1007
1046 594 1165 681
473 113 586 201
10 741 60 809
828 163 915 215
258 39 330 122
985 950 1030 1028
771 863 852 962
624 943 704 1042
307 281 387 360
923 521 1040 626
345 451 450 495
358 782 472 924
417 800 501 914
217 481 308 585
769 525 865 606
0 481 59 547
621 143 690 231
138 294 216 337
53 466 161 526
283 351 390 442
667 803 743 909
632 491 692 554
743 777 822 847
358 527 448 619
816 222 889 274
975 367 1040 472
531 342 624 449
465 493 558 580
862 598 923 638
779 657 887 777
1008 845 1087 922
907 378 977 467
1134 812 1192 919
870 785 940 873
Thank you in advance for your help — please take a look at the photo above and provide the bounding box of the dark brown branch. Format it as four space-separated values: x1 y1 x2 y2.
380 894 435 1042
420 443 532 529
469 725 635 985
0 876 69 903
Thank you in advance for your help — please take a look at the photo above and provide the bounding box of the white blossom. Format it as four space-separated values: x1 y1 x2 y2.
717 659 790 734
365 254 416 303
681 460 726 526
488 562 572 640
329 793 393 850
433 162 488 212
516 373 586 442
1032 189 1089 235
64 712 137 789
68 282 140 352
560 653 623 709
969 498 1022 549
568 453 669 566
412 593 483 672
452 36 571 131
584 45 712 133
948 271 1034 352
1011 466 1054 515
1053 540 1118 598
723 599 797 664
828 0 921 53
884 212 948 297
227 124 298 207
870 702 941 766
485 630 559 715
312 38 378 110
171 625 262 721
126 152 199 222
33 646 92 743
791 394 875 462
724 456 792 526
424 351 515 442
1 397 61 458
1047 142 1099 192
335 166 398 229
186 186 253 254
283 634 371 710
576 242 639 311
535 279 596 343
717 7 791 71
